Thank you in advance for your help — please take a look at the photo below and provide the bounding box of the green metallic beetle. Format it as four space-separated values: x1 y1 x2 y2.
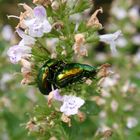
37 59 98 95
37 59 65 95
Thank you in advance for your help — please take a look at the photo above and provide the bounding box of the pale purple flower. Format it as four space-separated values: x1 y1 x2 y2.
7 45 31 64
7 29 34 64
99 30 122 55
51 89 63 101
49 89 85 116
60 95 85 116
16 29 36 46
34 6 46 18
24 6 52 37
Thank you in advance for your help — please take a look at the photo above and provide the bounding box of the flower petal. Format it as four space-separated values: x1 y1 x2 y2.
110 41 118 55
60 95 85 116
52 89 63 101
16 29 36 46
34 6 46 18
7 45 31 64
43 19 52 33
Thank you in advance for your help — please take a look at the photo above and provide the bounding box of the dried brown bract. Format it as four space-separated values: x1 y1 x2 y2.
73 33 88 57
52 21 64 30
102 129 113 138
85 78 92 85
61 113 71 127
77 111 86 122
51 1 59 10
97 63 111 78
20 59 34 85
17 3 34 29
33 0 51 7
47 91 54 107
87 8 103 29
26 120 38 132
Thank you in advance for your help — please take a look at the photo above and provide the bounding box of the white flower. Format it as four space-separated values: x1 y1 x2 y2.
24 6 52 37
95 53 107 62
46 38 59 48
92 96 106 106
60 95 85 116
111 7 127 20
112 123 119 129
121 80 136 94
100 74 120 88
99 30 122 55
123 104 133 111
26 88 37 102
0 73 13 91
2 25 13 41
16 29 36 46
46 38 59 58
101 89 110 98
124 23 136 34
116 37 127 48
7 45 31 64
99 111 106 119
69 13 83 23
128 6 140 22
133 49 140 64
132 34 140 45
127 117 138 129
0 73 13 83
110 100 118 112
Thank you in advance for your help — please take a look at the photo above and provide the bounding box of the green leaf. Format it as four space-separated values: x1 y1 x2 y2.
73 0 90 13
81 100 100 115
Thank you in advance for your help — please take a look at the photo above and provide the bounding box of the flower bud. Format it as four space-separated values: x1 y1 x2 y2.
51 1 59 11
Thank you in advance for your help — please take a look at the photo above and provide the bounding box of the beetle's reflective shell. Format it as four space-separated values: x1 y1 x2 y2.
55 63 97 87
37 59 65 95
37 59 98 95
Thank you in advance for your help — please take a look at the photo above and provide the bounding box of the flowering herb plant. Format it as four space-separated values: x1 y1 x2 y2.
6 0 123 139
